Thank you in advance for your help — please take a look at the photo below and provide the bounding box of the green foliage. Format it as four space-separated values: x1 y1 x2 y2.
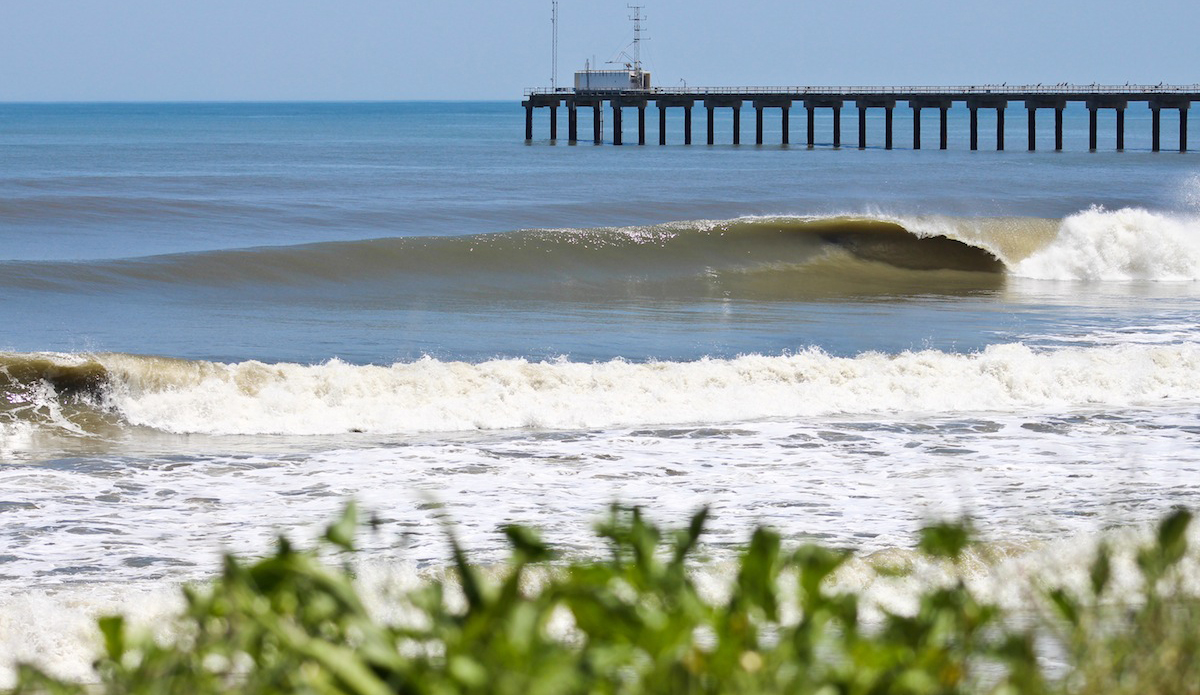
9 506 1200 695
1049 508 1200 695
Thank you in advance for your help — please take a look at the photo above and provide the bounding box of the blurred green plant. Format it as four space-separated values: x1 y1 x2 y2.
9 505 1199 695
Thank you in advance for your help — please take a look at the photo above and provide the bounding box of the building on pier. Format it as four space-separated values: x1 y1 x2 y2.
575 69 651 92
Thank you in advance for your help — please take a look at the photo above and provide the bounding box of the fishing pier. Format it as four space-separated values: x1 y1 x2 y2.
522 85 1200 151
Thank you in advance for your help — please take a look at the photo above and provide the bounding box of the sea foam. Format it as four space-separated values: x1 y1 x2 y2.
94 342 1200 436
1012 206 1200 281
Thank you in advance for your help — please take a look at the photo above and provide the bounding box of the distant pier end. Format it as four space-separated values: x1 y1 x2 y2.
522 85 1200 151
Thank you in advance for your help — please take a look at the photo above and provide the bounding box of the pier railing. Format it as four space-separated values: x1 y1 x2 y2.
525 84 1200 97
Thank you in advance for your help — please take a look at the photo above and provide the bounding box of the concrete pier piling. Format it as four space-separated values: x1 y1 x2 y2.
701 97 742 145
908 97 951 150
855 97 896 149
753 98 791 145
802 98 844 147
1148 96 1190 152
1024 96 1066 151
524 85 1200 152
965 97 1007 150
654 96 694 145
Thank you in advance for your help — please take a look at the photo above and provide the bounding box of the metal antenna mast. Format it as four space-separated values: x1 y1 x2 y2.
551 1 559 91
627 5 644 72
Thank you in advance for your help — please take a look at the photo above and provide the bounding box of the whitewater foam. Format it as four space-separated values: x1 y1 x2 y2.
81 342 1200 436
1012 206 1200 281
0 585 185 687
0 421 34 459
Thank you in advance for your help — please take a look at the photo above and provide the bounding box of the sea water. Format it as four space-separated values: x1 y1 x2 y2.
2 101 1200 680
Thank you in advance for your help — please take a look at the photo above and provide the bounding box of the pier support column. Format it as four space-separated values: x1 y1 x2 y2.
781 108 789 145
593 103 602 144
807 106 815 147
940 107 948 149
970 107 978 150
912 107 921 149
885 107 893 150
1089 107 1097 151
833 106 841 148
858 106 867 149
1116 108 1124 151
658 106 667 145
707 106 715 145
637 105 646 146
756 106 764 145
612 104 622 146
525 104 533 141
684 106 692 145
549 105 557 140
1152 107 1161 152
1027 98 1064 151
996 108 1005 151
732 107 741 145
1181 108 1189 152
568 104 578 142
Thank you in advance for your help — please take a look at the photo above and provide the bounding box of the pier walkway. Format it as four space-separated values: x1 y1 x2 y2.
522 85 1200 151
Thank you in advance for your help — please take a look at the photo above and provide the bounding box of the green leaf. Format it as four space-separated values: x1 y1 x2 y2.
450 530 489 613
733 527 782 619
449 655 489 688
504 523 553 563
918 520 972 560
672 506 710 565
97 615 125 662
1157 507 1192 568
1089 542 1111 597
793 544 848 606
1048 588 1079 627
324 501 359 551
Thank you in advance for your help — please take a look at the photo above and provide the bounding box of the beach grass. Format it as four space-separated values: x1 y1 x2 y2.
9 505 1199 695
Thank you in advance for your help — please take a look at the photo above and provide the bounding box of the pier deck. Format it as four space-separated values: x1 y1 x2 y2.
522 85 1200 151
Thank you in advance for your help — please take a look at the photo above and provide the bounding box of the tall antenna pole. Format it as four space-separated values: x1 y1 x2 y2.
551 1 559 91
627 5 644 72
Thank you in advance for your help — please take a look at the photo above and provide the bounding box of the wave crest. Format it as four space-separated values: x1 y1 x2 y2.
5 345 1200 437
5 210 1200 294
0 215 1021 299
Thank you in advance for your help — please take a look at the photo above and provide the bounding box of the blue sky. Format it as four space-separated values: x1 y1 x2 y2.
2 0 1198 101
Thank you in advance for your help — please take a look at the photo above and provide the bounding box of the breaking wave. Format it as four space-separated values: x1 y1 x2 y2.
2 209 1196 300
1011 206 1200 281
4 342 1200 437
0 215 1025 297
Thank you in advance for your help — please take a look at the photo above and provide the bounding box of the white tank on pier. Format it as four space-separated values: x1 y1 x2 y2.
574 69 651 92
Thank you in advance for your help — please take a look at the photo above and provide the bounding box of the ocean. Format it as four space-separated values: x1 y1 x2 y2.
2 100 1200 681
